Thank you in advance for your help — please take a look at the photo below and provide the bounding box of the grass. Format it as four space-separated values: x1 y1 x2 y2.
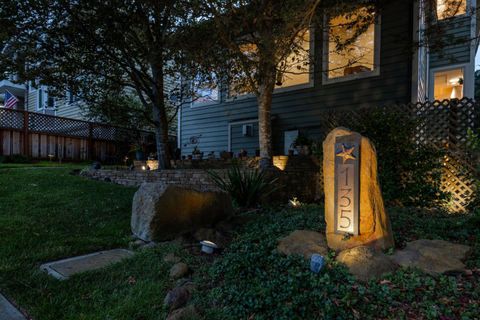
0 164 478 319
0 164 190 319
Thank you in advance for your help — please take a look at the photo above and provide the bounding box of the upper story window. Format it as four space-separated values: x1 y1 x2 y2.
324 7 380 82
229 29 312 97
275 29 312 89
191 75 219 107
436 0 467 20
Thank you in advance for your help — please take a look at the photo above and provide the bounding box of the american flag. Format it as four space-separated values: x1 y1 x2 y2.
4 90 19 109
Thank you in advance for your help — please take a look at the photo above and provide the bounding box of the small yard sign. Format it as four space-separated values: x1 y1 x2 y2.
334 135 360 235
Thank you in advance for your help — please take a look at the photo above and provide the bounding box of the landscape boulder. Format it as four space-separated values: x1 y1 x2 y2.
163 280 196 311
336 246 398 282
131 183 233 241
392 239 471 275
166 305 198 320
169 263 189 279
277 230 329 259
323 127 394 251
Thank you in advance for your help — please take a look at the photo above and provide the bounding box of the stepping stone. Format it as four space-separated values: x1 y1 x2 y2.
40 249 134 280
0 294 26 320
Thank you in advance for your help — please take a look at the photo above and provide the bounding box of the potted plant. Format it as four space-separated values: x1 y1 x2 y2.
192 146 203 160
293 134 312 156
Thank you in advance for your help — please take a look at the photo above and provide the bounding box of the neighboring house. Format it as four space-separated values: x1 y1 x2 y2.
0 76 26 110
26 84 87 120
179 0 478 157
0 78 88 120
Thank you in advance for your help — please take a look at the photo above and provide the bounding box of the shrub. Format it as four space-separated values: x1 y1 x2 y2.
341 106 447 207
208 165 279 208
0 155 31 164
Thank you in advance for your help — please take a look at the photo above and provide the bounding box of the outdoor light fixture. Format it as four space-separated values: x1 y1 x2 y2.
141 166 146 171
200 240 218 254
289 197 302 208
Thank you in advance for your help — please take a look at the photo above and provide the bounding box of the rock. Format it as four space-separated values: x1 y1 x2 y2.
336 246 398 282
391 239 471 275
128 239 147 250
163 253 181 264
166 305 198 320
131 184 233 241
192 228 216 242
277 230 328 259
91 161 101 170
163 282 197 311
323 127 394 251
169 263 189 279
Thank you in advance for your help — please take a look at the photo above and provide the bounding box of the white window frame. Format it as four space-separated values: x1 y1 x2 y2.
322 12 382 85
428 63 473 100
226 28 315 101
36 86 57 115
189 78 221 109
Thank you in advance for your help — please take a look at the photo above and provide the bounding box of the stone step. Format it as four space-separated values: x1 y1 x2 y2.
0 294 26 320
40 249 134 280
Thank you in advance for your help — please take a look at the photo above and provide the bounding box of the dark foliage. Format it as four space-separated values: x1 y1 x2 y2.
342 106 447 207
192 206 479 319
207 165 279 208
0 155 31 164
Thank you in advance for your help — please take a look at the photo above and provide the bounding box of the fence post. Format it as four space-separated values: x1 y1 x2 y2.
23 111 30 157
88 123 94 161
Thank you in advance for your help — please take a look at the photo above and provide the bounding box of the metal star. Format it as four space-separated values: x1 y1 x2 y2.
336 144 356 164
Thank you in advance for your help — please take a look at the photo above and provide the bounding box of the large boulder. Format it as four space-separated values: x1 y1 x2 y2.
391 239 471 275
337 246 398 282
277 230 329 259
323 127 394 251
131 183 233 241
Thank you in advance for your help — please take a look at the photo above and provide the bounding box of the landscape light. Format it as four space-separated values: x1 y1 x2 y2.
200 240 218 254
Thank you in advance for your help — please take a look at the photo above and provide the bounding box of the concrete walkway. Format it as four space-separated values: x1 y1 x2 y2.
0 294 26 320
40 249 134 280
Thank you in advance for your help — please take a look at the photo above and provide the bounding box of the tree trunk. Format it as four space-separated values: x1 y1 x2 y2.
257 74 275 169
152 103 172 169
151 62 172 170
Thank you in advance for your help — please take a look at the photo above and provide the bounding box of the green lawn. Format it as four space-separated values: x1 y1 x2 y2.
0 165 478 319
0 164 192 320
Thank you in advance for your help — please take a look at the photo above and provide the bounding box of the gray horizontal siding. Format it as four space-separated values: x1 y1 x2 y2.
230 122 259 156
429 16 472 68
181 1 414 156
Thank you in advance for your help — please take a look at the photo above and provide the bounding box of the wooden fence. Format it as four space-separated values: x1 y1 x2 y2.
0 108 155 162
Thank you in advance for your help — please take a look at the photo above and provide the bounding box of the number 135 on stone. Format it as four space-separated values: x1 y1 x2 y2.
334 137 360 235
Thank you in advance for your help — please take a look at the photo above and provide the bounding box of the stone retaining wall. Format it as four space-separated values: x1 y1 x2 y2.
81 156 322 203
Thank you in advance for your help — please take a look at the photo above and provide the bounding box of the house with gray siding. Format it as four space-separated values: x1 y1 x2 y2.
25 85 87 120
178 0 478 157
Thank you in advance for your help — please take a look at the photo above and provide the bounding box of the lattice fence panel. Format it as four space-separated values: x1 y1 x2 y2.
0 109 24 130
29 112 90 137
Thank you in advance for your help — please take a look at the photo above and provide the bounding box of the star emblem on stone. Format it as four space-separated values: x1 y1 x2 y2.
336 144 356 164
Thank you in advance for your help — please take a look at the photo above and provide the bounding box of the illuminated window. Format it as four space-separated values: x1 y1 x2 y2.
192 75 219 106
433 68 464 100
229 30 311 97
437 0 467 20
326 7 379 80
276 30 311 88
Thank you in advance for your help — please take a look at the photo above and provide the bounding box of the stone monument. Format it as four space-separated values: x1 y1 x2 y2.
323 127 394 251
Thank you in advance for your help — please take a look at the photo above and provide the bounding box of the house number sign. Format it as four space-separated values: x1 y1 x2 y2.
334 135 360 235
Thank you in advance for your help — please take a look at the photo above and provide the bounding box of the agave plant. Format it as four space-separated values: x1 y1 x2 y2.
208 165 279 208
